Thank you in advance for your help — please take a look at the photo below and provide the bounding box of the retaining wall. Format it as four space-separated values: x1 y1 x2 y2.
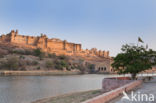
0 70 80 76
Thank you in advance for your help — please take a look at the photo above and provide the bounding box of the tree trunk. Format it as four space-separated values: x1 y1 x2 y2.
131 73 137 80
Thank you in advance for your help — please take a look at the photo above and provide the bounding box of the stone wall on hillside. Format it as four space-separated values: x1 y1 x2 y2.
0 30 110 58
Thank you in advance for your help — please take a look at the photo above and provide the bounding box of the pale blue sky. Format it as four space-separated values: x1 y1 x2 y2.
0 0 156 56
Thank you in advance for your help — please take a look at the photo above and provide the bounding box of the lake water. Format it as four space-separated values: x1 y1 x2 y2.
0 74 155 103
0 74 116 103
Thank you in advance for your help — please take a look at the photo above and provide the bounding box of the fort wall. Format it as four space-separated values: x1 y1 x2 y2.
0 30 110 58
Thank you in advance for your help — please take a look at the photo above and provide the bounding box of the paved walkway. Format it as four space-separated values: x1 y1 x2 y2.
111 77 156 103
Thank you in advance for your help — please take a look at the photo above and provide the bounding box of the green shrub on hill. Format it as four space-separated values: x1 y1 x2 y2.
33 48 45 60
33 48 42 56
45 60 53 68
4 56 19 70
58 55 67 60
48 53 57 58
54 60 69 70
32 60 39 65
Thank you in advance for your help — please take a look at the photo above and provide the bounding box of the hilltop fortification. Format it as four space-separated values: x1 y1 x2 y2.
0 30 110 58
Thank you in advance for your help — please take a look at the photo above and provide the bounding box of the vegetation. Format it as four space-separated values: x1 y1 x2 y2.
0 44 96 72
4 56 19 70
48 53 57 58
45 60 53 69
11 48 33 55
32 60 39 65
76 59 85 73
54 60 69 70
58 55 67 60
33 48 42 56
33 48 45 60
36 66 40 70
112 43 156 79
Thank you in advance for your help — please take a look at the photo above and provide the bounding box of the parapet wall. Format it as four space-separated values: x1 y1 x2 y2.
82 80 142 103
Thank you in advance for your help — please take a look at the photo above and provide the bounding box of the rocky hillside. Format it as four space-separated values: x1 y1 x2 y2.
0 42 96 73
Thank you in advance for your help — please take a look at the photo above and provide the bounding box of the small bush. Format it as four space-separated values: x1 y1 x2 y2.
45 60 53 68
36 66 40 70
71 65 75 69
9 48 33 56
60 60 68 67
48 53 56 58
58 55 67 60
13 49 24 54
55 64 63 70
4 56 19 70
32 61 39 65
33 48 45 60
77 65 85 74
54 60 68 70
19 55 25 59
33 48 42 56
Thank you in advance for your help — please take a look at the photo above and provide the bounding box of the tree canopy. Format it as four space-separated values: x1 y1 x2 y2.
112 44 156 79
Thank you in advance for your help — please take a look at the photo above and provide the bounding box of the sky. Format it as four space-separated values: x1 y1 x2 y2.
0 0 156 56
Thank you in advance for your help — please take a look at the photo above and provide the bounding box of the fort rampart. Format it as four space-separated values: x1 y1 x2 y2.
0 30 109 57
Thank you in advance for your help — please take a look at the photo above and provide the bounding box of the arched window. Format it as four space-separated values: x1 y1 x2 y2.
101 67 103 71
98 67 101 71
104 67 106 71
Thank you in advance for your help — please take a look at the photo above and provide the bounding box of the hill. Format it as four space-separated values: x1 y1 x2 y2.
0 41 113 74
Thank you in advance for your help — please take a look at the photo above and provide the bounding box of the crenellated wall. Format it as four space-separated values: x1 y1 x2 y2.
0 30 110 58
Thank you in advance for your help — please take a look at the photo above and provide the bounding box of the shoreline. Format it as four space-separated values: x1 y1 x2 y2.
0 70 155 76
0 70 81 76
32 79 143 103
32 89 102 103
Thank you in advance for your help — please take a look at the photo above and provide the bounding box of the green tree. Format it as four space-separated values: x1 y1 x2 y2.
112 44 156 79
54 60 69 70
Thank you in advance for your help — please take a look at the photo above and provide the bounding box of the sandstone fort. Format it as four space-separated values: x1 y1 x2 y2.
0 30 114 73
0 30 110 58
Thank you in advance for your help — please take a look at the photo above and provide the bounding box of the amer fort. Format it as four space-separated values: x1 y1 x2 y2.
0 30 114 73
0 30 109 57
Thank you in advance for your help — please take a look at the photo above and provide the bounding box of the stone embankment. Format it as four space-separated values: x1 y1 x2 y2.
82 79 142 103
0 70 80 76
